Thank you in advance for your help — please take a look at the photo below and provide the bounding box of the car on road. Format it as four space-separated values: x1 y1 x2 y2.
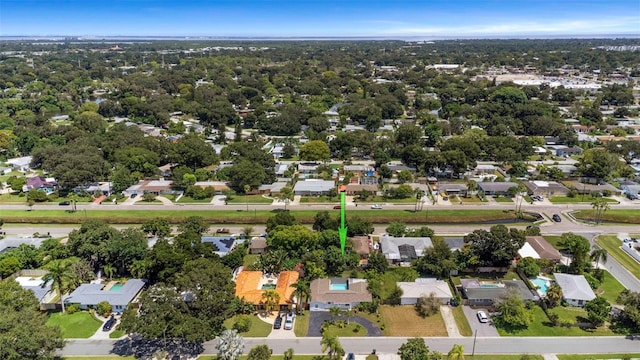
58 201 70 206
273 315 283 329
627 193 638 200
531 195 543 201
333 205 341 210
284 312 294 330
552 214 562 222
477 310 489 323
346 354 355 360
102 315 116 331
371 204 382 209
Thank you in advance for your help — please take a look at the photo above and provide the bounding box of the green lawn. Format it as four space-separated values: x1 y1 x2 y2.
109 329 125 339
467 356 543 360
497 305 616 336
222 315 271 337
226 195 274 204
294 310 310 337
573 209 640 224
543 235 564 250
451 305 473 336
550 196 618 204
596 270 626 304
177 195 212 203
0 208 525 225
243 254 259 267
63 357 135 360
493 197 515 203
596 235 640 278
322 321 368 337
360 196 417 204
299 195 339 203
557 354 640 360
0 193 27 203
46 311 102 338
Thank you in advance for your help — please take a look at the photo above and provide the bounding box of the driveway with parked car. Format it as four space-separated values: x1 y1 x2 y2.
462 306 499 337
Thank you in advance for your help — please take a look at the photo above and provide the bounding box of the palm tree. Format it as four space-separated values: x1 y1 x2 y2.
292 279 310 311
68 192 79 212
591 198 610 224
43 260 74 313
215 329 244 360
590 248 608 268
102 264 116 280
466 180 478 198
279 186 294 210
261 290 280 315
242 226 254 238
320 333 345 360
329 306 342 321
345 308 355 325
448 344 465 360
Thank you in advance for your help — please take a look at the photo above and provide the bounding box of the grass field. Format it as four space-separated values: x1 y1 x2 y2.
549 196 618 204
573 209 640 224
63 357 135 360
596 235 640 279
497 305 615 336
226 195 274 204
544 235 565 250
378 305 447 337
596 270 626 304
493 197 515 203
177 195 212 203
222 315 271 337
46 311 102 338
299 195 339 203
294 311 310 337
557 354 640 360
109 329 125 339
451 305 473 336
0 208 523 225
322 321 368 337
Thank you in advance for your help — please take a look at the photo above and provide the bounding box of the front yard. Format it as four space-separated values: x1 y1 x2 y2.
493 196 515 203
46 311 102 338
222 314 271 337
226 195 274 204
549 196 618 204
359 305 447 337
497 305 616 336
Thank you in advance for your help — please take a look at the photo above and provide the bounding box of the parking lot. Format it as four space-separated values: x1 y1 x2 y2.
461 306 500 337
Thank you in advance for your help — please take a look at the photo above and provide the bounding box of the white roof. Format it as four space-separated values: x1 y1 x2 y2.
293 180 335 192
398 280 453 299
553 273 596 301
518 242 541 259
532 180 550 187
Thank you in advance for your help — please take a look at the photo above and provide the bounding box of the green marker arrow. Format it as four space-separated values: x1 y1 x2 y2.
339 191 347 255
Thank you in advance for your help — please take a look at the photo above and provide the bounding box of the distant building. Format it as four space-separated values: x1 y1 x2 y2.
460 278 535 306
6 156 32 172
200 236 238 257
478 182 518 196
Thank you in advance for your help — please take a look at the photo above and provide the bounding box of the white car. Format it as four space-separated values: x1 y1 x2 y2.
284 313 294 330
477 310 489 323
371 204 382 209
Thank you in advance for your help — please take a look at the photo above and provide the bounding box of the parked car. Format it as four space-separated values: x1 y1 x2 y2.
371 204 382 209
347 354 355 360
333 205 341 210
284 312 294 330
102 315 116 331
58 201 70 206
273 315 283 329
627 193 638 200
552 214 562 222
130 193 137 199
477 310 489 323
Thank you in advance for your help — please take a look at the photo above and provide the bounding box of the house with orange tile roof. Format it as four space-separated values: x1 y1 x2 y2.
234 270 299 310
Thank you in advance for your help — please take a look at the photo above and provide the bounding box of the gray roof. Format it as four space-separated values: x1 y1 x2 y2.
293 180 335 192
0 236 47 253
398 279 453 299
65 279 145 307
478 182 518 193
201 236 237 255
553 273 596 301
381 235 432 261
310 278 372 303
461 279 535 301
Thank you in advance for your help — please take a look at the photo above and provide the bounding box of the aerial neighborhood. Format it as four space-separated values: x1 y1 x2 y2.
0 37 639 360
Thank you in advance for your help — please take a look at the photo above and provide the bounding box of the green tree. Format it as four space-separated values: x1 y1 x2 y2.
215 329 244 360
247 344 271 360
97 301 112 317
292 279 311 311
0 280 65 360
415 293 440 318
178 216 209 235
278 186 294 210
265 211 298 233
517 257 540 278
228 160 267 192
320 333 345 360
463 225 526 267
398 337 437 360
141 217 172 238
558 232 591 274
494 290 532 329
284 347 294 360
590 248 608 268
545 283 563 308
386 222 407 237
43 259 75 313
299 140 330 162
329 306 342 321
591 198 610 224
448 344 465 360
261 290 280 314
367 251 388 274
584 296 611 327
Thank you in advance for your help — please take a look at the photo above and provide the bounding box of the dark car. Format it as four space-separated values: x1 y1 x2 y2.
130 193 137 199
102 315 116 331
333 205 341 210
273 315 283 329
627 193 638 200
552 214 562 222
58 201 70 206
347 354 355 360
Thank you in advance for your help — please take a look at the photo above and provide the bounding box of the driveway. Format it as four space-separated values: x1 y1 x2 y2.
307 311 382 337
461 306 499 337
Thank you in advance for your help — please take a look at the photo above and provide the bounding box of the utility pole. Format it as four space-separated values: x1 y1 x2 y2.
472 328 478 356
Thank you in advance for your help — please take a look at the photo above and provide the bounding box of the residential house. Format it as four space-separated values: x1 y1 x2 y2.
275 164 290 177
437 183 468 197
6 156 32 172
564 180 621 195
309 278 372 311
555 146 583 157
234 270 299 311
74 182 112 196
201 236 238 257
293 180 335 196
523 180 570 197
380 235 432 263
621 181 640 196
249 237 267 255
0 236 48 254
344 183 379 196
257 182 287 196
124 180 174 196
387 164 417 174
350 236 371 260
473 164 497 176
343 165 374 176
297 163 320 175
478 182 518 196
398 278 453 305
65 279 146 313
14 270 57 310
24 176 57 194
158 164 174 177
193 181 231 195
518 236 563 263
553 273 596 307
460 278 535 306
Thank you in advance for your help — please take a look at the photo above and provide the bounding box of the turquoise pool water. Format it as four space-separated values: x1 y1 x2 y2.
531 277 549 295
480 284 500 288
330 283 348 291
110 283 124 291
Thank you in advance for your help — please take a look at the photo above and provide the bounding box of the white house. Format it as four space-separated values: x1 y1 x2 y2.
553 273 596 307
398 278 453 305
65 279 145 313
6 156 32 172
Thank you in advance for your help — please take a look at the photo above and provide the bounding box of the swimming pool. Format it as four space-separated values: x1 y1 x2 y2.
109 283 124 291
330 283 348 291
531 277 549 295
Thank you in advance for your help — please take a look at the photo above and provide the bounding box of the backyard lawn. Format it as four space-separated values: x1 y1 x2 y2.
177 195 212 203
46 311 102 338
223 315 271 337
596 235 640 279
377 305 447 336
497 305 616 336
543 235 564 250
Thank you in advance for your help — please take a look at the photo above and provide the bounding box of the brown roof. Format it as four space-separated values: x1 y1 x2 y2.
249 237 267 250
235 270 299 305
345 184 378 192
310 278 372 303
526 236 562 262
350 236 370 256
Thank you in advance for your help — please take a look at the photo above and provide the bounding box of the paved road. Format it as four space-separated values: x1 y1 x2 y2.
60 336 640 356
462 306 499 337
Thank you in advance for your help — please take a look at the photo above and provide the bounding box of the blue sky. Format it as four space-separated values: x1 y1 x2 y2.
1 0 639 37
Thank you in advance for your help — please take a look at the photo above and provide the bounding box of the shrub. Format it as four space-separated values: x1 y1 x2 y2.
96 301 112 317
66 304 80 314
584 273 601 289
233 315 252 333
